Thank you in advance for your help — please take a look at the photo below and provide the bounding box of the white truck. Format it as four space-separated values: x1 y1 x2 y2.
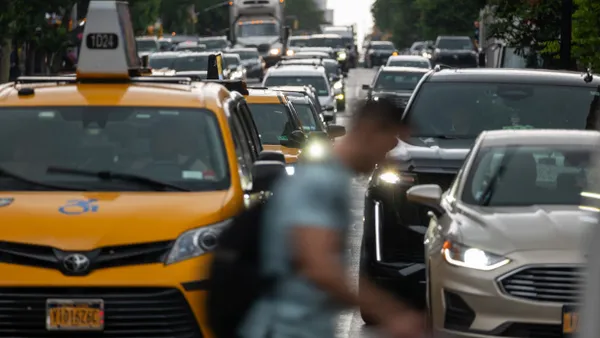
229 0 289 67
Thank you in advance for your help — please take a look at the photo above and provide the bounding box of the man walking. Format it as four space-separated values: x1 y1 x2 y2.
241 98 425 338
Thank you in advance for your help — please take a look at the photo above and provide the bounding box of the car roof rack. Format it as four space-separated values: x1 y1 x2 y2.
434 64 453 71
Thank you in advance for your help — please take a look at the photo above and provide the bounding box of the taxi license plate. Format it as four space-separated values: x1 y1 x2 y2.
562 305 578 336
46 299 104 331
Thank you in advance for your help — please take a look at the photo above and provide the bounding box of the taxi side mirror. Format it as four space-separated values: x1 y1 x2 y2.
280 130 306 148
251 160 286 192
258 150 285 164
327 124 346 138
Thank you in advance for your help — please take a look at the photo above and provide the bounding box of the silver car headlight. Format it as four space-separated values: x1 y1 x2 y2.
377 171 415 184
442 240 510 271
165 220 230 264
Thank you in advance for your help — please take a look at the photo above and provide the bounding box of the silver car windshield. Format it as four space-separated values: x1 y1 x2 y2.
463 145 594 206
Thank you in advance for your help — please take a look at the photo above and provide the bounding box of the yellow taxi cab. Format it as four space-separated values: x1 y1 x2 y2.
0 1 285 337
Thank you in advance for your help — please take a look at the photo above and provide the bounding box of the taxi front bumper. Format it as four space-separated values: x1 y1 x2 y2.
430 250 581 337
0 255 213 338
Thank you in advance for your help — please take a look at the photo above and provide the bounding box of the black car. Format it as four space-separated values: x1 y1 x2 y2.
431 36 481 68
359 68 600 322
228 47 265 80
365 41 396 68
361 66 429 110
306 34 349 72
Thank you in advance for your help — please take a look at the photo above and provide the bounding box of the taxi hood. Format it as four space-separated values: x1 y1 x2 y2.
263 144 300 163
0 191 229 250
457 205 596 255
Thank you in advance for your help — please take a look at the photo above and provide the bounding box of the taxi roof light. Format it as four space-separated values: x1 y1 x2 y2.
76 0 142 80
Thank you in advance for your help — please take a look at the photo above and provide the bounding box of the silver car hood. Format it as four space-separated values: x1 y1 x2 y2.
457 205 596 255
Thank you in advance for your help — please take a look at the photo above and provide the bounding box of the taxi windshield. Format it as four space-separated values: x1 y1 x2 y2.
264 76 329 96
172 55 210 71
148 56 175 69
292 103 321 132
437 38 473 50
463 145 593 206
136 39 158 52
247 103 295 145
374 71 425 91
407 83 600 138
0 107 229 191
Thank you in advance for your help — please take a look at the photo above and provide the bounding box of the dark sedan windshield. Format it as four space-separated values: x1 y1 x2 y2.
0 107 229 191
371 43 395 51
437 38 473 50
463 145 593 206
374 71 425 91
407 82 600 138
307 37 344 48
264 76 329 96
149 57 175 69
172 55 210 71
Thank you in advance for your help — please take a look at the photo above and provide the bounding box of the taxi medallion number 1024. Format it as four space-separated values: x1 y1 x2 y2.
86 33 119 50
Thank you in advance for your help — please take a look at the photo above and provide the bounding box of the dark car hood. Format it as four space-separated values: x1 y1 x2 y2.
386 137 473 170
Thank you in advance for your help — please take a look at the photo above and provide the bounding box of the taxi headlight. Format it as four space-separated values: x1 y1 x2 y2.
165 221 230 264
286 165 295 175
337 52 347 60
270 48 280 55
442 240 510 271
378 171 415 184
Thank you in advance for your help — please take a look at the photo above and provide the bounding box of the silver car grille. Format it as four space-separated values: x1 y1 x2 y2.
498 266 583 304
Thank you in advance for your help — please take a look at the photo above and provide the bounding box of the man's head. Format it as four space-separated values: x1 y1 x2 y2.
336 97 406 173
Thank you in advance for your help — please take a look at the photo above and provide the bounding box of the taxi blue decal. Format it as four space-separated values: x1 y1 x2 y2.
502 125 534 130
59 199 99 215
0 198 14 207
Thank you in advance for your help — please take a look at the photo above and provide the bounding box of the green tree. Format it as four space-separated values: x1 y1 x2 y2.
571 0 600 70
129 0 162 35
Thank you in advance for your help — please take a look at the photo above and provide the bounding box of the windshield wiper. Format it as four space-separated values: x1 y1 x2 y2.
479 147 517 206
46 166 191 192
0 166 86 191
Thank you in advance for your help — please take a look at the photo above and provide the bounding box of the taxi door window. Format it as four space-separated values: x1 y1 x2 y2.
237 102 262 159
230 113 253 190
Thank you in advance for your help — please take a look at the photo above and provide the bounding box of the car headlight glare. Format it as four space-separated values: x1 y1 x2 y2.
337 52 347 60
442 240 510 271
165 220 230 264
333 81 343 90
306 142 326 158
270 48 280 55
378 171 414 184
286 49 295 56
336 94 344 100
286 165 295 175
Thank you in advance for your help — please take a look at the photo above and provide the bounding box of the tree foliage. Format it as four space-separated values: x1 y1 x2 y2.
371 0 485 48
283 0 325 31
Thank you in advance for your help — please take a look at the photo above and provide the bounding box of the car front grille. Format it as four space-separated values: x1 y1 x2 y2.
0 287 202 338
499 266 583 304
257 44 270 53
498 323 562 337
0 240 173 275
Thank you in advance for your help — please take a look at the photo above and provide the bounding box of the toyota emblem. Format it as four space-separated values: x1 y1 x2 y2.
63 253 90 273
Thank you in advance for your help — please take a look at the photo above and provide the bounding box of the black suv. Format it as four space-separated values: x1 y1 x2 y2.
359 68 600 321
431 36 481 68
365 41 396 68
362 66 429 110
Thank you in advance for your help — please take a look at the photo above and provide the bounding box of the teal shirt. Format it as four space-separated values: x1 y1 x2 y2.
241 158 353 338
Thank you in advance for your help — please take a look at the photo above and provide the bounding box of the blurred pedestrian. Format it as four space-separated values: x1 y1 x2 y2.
240 97 424 338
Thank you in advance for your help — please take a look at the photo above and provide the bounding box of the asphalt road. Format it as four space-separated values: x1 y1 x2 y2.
334 68 383 338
